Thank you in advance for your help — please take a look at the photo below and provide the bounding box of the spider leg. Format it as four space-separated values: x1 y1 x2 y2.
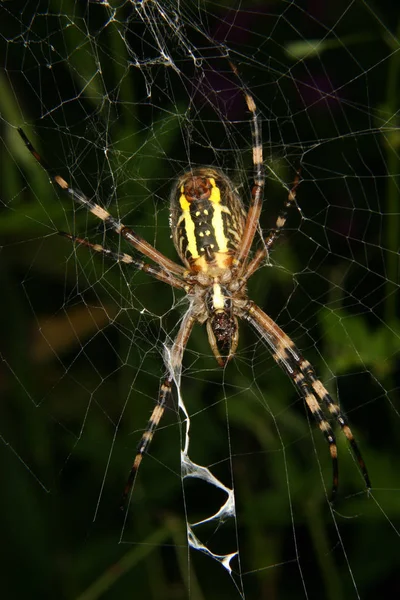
243 301 371 500
228 64 265 273
121 310 195 508
59 232 187 290
242 171 301 284
18 128 186 277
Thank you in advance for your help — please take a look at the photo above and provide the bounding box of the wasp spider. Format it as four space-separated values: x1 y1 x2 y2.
18 77 371 505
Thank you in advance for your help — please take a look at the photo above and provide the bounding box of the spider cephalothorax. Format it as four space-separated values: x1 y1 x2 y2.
203 283 240 366
18 73 371 507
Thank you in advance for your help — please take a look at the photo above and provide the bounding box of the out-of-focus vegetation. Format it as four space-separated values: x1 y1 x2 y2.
0 1 399 599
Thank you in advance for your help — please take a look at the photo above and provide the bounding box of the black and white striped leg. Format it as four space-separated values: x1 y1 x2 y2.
59 232 187 290
18 128 186 277
120 376 173 509
245 302 371 500
121 311 195 508
302 364 370 491
228 63 265 271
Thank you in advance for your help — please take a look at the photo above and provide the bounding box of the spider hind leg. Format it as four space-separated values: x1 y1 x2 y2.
245 302 371 500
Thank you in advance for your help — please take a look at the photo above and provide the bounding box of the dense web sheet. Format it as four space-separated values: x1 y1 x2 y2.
1 1 399 598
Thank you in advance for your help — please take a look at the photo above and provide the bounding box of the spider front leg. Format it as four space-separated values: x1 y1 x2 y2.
59 232 187 290
233 89 265 274
18 128 186 278
121 310 195 508
228 63 300 280
244 302 371 500
225 62 265 275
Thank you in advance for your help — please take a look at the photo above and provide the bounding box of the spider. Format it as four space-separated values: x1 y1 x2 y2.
18 78 370 507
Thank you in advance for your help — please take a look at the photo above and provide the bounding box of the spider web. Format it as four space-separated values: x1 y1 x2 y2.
1 0 399 598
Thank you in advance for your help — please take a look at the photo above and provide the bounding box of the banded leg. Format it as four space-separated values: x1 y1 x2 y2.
241 171 301 284
244 301 371 500
59 232 187 290
121 310 195 507
18 128 186 277
228 64 265 273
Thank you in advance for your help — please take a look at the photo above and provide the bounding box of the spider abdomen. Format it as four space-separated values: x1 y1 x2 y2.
170 168 246 272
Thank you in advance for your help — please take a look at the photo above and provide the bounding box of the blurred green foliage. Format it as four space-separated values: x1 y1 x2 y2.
0 1 399 599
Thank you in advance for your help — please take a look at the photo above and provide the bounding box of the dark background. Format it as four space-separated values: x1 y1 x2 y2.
0 1 399 598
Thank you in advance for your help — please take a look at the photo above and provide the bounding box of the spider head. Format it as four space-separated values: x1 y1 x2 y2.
205 284 239 367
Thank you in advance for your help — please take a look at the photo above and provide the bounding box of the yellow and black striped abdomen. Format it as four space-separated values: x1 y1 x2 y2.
170 168 246 272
